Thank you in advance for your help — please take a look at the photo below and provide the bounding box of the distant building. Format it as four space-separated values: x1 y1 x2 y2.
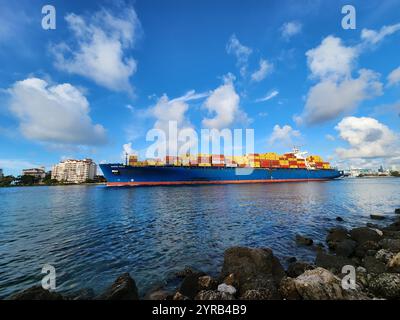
22 167 46 180
51 159 97 183
0 168 3 179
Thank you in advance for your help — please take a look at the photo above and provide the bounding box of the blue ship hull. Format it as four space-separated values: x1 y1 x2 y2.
100 164 343 186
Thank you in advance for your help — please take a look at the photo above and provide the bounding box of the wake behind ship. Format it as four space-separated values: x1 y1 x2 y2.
100 149 343 187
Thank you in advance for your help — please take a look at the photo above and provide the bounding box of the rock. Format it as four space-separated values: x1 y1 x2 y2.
195 290 234 300
217 283 237 295
198 276 217 291
240 288 279 300
350 227 383 244
144 289 171 300
97 273 139 300
173 292 188 300
7 286 63 300
179 271 205 299
336 217 344 222
287 257 297 264
395 208 400 214
296 234 314 246
315 252 354 273
362 256 386 274
370 214 385 220
382 230 400 239
379 238 400 253
385 221 400 231
331 239 357 257
223 273 239 288
369 273 400 299
326 227 350 244
287 261 314 278
375 249 394 264
220 247 285 294
293 268 344 300
176 267 200 278
278 277 301 300
354 241 381 258
387 252 400 273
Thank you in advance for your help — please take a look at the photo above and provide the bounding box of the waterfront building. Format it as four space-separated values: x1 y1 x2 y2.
0 168 3 179
22 167 46 180
51 159 97 183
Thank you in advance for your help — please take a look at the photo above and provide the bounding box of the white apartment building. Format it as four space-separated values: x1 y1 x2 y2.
52 159 97 183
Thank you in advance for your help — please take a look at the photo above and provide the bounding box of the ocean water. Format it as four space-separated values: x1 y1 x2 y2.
0 178 399 298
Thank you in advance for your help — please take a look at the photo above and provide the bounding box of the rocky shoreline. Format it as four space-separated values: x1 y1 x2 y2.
6 208 400 300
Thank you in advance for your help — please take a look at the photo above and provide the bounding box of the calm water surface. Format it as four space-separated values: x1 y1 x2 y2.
1 178 399 298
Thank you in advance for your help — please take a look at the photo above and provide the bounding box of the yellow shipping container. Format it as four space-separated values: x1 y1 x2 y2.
198 163 211 167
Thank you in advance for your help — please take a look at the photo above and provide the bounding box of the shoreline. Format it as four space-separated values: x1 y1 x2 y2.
5 208 400 300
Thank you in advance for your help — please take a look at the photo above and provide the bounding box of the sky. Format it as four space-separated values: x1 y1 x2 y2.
0 0 400 175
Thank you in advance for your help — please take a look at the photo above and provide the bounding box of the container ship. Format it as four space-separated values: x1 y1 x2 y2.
100 148 343 187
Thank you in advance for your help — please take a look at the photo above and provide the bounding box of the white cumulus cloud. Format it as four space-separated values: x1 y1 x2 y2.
269 124 301 146
52 7 140 93
281 21 302 39
335 116 398 159
7 78 107 146
300 69 382 125
297 36 383 125
306 36 357 81
202 79 248 129
388 66 400 86
251 59 273 82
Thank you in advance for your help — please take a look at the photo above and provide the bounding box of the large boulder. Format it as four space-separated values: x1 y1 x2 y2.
179 271 206 299
195 290 234 300
369 273 400 299
350 227 383 244
220 247 285 295
240 288 279 300
145 289 171 300
198 276 217 291
375 249 394 264
382 230 400 239
97 273 139 300
287 261 314 278
387 252 400 273
362 256 386 274
7 286 63 300
278 277 301 300
354 240 381 258
315 252 354 273
295 234 314 246
379 239 400 253
331 239 357 257
292 268 344 300
326 227 350 244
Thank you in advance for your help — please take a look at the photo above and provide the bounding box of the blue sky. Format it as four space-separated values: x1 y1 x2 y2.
0 0 399 175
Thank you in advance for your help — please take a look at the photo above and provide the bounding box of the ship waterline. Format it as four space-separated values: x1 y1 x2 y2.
100 165 343 187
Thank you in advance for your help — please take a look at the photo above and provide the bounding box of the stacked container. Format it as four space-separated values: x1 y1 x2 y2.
198 154 212 167
128 155 138 166
234 156 248 167
212 154 225 167
166 156 179 166
248 154 261 168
